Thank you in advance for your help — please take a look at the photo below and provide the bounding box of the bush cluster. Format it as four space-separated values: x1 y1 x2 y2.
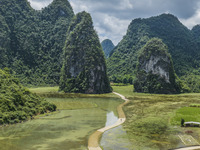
0 68 56 125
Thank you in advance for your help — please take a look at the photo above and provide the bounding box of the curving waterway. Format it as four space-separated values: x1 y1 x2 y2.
100 112 132 150
88 92 131 150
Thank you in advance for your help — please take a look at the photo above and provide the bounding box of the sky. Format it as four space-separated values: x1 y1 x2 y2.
28 0 200 45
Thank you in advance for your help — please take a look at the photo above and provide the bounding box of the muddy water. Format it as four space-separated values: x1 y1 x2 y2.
0 97 124 150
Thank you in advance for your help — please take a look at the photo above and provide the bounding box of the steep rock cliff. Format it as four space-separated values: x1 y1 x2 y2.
134 38 181 94
59 11 112 94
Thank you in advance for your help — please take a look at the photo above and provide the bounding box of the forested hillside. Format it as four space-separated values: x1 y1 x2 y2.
60 11 112 94
0 0 74 86
0 68 56 125
107 14 200 91
101 39 115 58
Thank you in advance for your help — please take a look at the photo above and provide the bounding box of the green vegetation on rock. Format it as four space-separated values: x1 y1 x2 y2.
59 11 112 94
107 14 200 92
134 38 184 94
101 39 115 58
0 68 56 125
0 0 74 86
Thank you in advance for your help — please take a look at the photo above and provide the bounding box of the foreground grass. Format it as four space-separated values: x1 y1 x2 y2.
113 86 200 150
2 87 122 150
171 107 200 125
29 86 59 94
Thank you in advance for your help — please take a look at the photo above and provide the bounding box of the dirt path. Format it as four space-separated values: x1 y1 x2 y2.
174 135 200 150
174 146 200 150
178 135 200 146
88 92 130 150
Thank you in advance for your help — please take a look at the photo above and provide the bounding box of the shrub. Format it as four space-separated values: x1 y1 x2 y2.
0 69 57 125
133 117 168 135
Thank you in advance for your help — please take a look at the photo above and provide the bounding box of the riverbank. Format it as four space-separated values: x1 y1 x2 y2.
113 86 200 150
88 92 130 150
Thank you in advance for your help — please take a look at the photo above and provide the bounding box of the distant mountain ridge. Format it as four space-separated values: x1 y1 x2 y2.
0 0 74 86
101 39 115 58
108 13 200 79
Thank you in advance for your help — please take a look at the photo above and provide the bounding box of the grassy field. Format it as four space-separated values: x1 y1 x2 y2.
29 86 59 94
171 107 200 125
29 86 117 99
28 86 200 149
113 85 200 150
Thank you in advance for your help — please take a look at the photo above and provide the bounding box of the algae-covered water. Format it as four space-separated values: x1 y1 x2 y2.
101 111 132 150
0 97 124 150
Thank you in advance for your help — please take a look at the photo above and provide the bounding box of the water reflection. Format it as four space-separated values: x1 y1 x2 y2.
101 111 132 150
105 111 118 126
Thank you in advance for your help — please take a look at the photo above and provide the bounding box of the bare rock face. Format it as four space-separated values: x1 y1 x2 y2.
134 38 181 94
59 11 112 94
140 54 171 83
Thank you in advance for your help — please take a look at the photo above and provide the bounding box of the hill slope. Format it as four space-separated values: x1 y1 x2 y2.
0 68 56 125
0 0 74 86
101 39 115 58
108 14 199 78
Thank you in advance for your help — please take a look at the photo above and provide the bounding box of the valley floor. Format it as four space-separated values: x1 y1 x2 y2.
113 86 200 150
29 86 200 150
1 86 200 150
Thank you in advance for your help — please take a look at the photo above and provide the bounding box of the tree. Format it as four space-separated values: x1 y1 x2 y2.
0 68 56 125
0 0 74 86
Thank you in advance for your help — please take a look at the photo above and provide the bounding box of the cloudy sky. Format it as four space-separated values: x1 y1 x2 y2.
28 0 200 45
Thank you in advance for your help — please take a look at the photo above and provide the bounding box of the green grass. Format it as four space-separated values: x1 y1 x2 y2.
46 98 96 110
171 107 200 125
46 97 123 114
29 86 117 99
190 103 200 107
112 85 200 150
29 86 59 94
112 85 134 97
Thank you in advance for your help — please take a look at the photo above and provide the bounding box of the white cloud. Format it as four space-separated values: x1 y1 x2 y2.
68 0 200 44
29 0 200 44
28 0 53 10
180 10 200 29
69 1 88 13
93 13 130 45
68 0 132 44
